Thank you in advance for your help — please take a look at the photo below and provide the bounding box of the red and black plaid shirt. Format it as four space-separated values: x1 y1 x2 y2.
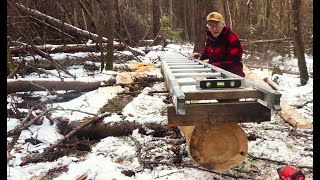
199 23 245 77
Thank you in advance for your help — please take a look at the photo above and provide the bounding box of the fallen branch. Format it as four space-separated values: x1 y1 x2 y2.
11 22 76 79
20 111 111 166
7 107 54 137
129 135 145 168
30 16 75 40
33 165 69 180
10 43 127 56
15 3 143 56
24 63 64 79
15 3 108 43
8 59 25 78
28 43 76 79
7 107 35 152
241 38 293 44
7 77 115 94
129 135 249 179
263 77 281 91
56 107 96 116
7 134 20 152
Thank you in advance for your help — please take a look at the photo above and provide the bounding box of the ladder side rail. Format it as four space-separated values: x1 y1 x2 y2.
243 80 282 110
160 57 186 115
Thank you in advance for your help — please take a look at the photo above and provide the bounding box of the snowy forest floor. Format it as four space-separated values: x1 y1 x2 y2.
7 43 313 180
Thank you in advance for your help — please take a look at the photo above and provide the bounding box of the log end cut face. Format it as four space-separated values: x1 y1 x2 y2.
189 123 248 172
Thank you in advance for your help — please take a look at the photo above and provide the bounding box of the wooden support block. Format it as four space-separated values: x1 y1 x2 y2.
167 101 270 126
184 89 263 100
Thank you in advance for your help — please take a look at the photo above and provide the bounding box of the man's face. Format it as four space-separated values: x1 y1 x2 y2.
207 20 224 38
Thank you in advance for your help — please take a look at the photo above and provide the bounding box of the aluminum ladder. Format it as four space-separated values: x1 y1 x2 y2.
160 52 281 126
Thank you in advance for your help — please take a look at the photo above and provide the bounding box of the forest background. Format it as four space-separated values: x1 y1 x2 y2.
7 0 313 59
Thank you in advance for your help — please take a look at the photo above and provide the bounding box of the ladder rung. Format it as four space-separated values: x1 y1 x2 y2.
169 65 205 69
165 61 194 63
167 62 199 65
172 69 212 73
173 72 221 78
165 59 195 62
177 78 197 86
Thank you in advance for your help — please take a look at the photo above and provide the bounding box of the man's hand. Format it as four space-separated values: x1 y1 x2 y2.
191 52 202 59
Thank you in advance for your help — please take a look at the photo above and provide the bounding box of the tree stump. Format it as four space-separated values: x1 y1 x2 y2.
180 123 248 172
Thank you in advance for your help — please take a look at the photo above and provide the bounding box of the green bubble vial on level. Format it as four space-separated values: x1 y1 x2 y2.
217 81 224 87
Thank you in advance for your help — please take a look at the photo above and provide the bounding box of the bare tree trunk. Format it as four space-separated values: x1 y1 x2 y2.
280 0 284 29
190 0 195 42
81 8 88 31
182 0 189 41
263 0 272 39
115 0 123 40
92 0 106 71
287 0 292 37
193 0 207 52
169 0 173 26
73 6 78 27
152 0 161 39
105 0 115 70
226 0 232 29
292 0 309 85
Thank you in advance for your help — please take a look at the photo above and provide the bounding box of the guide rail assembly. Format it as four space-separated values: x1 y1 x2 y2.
160 52 281 125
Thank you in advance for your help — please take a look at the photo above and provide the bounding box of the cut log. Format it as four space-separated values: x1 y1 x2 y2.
164 93 248 172
180 123 248 172
10 43 127 56
7 77 115 94
243 65 312 128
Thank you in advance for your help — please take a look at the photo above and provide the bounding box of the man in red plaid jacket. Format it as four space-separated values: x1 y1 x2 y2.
192 12 245 77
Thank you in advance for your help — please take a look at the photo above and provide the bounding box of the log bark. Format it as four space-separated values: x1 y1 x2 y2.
59 120 171 139
20 112 111 166
7 77 115 94
243 65 312 128
10 43 127 56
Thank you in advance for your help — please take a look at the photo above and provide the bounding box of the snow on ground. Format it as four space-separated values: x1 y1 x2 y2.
51 86 124 121
272 53 313 75
122 87 167 125
7 43 313 179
